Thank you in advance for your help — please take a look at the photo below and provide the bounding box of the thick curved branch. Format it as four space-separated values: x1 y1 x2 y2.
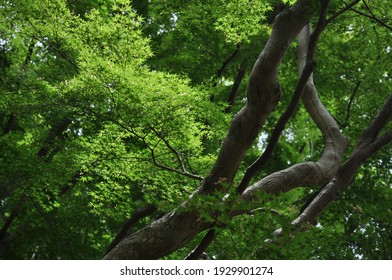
201 0 314 194
241 20 349 199
236 47 315 194
277 93 392 235
237 1 330 195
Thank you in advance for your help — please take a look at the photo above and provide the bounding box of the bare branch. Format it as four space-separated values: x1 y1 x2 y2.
357 93 392 148
236 57 315 194
235 2 331 194
350 6 392 32
277 93 392 236
214 44 241 86
344 80 361 125
149 127 204 181
363 0 380 21
225 62 247 112
371 128 392 152
185 229 216 260
327 0 361 24
240 2 350 198
200 0 315 195
150 127 186 172
146 140 203 181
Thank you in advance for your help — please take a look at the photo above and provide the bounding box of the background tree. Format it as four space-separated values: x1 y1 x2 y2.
1 0 391 259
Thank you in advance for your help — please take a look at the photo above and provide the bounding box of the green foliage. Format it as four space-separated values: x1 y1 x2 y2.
1 0 392 260
214 0 272 43
0 0 227 259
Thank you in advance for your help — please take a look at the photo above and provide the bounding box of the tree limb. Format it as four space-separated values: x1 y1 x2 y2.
350 7 392 32
185 228 216 260
241 2 349 198
357 94 392 147
225 62 247 112
2 114 16 135
277 93 392 236
201 0 314 195
327 0 361 24
0 198 26 242
103 204 157 257
344 80 362 126
214 44 241 86
144 130 204 181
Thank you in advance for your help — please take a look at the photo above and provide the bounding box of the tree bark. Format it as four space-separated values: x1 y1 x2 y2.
291 93 392 229
241 21 349 199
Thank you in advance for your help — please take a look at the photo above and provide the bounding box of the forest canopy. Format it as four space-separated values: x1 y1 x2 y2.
1 0 392 260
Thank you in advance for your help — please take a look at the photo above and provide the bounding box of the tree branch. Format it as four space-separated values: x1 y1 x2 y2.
275 93 392 236
370 128 392 153
151 128 187 173
327 0 361 24
344 80 362 126
350 6 392 32
147 141 202 180
3 114 16 135
0 198 26 241
225 62 247 112
236 55 315 194
148 127 204 181
37 118 71 159
357 94 392 147
185 228 216 260
213 44 241 87
23 41 35 66
103 204 157 257
241 2 350 198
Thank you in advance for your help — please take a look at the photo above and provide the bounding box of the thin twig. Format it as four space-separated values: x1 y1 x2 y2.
225 62 247 113
144 137 203 181
350 6 392 32
213 44 241 87
150 127 204 181
327 0 361 24
344 80 362 126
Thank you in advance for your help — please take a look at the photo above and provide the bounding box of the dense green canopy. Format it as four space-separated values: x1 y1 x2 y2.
1 0 391 259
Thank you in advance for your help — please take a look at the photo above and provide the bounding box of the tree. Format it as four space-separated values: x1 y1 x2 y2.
1 0 391 260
